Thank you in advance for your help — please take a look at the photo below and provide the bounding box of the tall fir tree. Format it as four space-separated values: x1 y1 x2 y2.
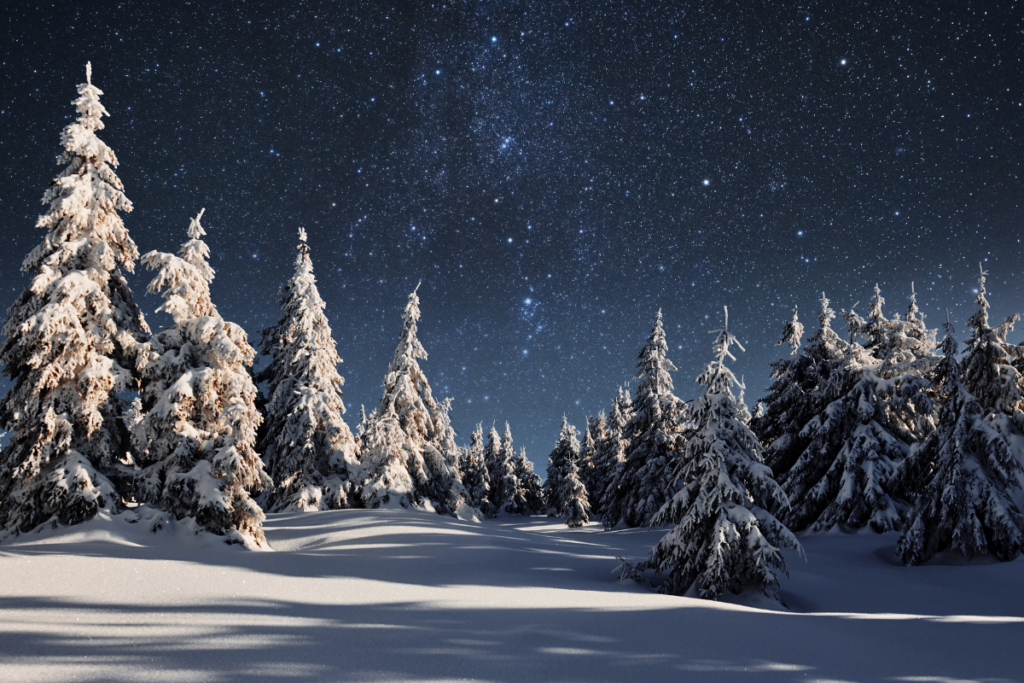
0 64 150 535
515 447 545 514
132 210 270 546
544 416 580 516
632 308 802 600
258 228 359 512
360 285 464 514
891 312 1024 564
603 311 687 529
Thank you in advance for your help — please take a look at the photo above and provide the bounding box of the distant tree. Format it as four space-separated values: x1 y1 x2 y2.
560 454 591 528
962 266 1024 416
494 423 527 514
631 308 802 601
595 386 632 518
360 285 464 514
758 295 847 482
459 424 492 514
0 64 150 535
132 211 270 546
891 310 1024 564
515 447 545 514
545 416 580 516
603 311 687 529
579 413 607 513
483 425 503 512
258 228 359 512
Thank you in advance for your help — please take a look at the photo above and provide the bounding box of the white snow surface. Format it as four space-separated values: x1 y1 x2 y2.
0 509 1021 682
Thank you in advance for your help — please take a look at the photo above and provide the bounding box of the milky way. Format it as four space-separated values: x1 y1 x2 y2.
1 2 1022 464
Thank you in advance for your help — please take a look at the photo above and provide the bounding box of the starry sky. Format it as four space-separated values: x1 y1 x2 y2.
1 2 1022 466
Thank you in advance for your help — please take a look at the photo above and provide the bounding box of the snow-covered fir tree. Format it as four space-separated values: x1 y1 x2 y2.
493 423 527 514
878 284 940 444
257 228 359 512
560 453 591 528
962 266 1024 417
603 311 687 529
779 328 908 533
544 416 580 516
483 424 503 510
132 210 271 546
579 413 607 513
890 312 1024 564
595 386 632 517
515 447 545 514
360 285 464 515
631 308 802 600
459 424 492 514
757 296 846 482
0 64 150 535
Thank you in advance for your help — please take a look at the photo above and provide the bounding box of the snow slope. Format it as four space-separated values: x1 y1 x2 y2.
0 508 1021 682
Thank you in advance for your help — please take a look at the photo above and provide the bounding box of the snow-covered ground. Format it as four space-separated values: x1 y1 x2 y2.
1 509 1021 682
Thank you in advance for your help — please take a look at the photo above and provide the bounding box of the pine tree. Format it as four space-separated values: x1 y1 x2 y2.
459 424 492 514
603 311 686 529
891 313 1024 564
0 64 150 535
494 423 527 514
257 229 359 512
634 308 802 600
544 416 580 516
882 284 940 444
595 386 632 518
360 285 464 514
132 210 270 546
560 454 591 528
758 295 847 482
516 447 545 514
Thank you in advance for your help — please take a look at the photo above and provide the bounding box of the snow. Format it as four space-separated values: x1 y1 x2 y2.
1 509 1021 681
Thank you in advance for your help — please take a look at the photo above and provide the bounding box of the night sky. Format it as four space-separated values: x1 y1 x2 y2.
1 2 1022 466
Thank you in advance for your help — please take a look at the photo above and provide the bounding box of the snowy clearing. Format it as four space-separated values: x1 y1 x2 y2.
1 509 1021 682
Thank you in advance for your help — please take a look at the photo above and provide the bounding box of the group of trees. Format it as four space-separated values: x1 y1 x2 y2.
0 65 544 548
4 66 1023 601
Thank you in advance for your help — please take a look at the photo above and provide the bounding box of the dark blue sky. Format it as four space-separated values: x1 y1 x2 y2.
1 1 1022 466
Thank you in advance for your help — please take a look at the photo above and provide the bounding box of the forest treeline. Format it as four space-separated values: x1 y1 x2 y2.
3 66 1022 602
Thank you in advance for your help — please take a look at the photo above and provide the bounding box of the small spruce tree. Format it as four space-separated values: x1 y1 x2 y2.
460 424 492 515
